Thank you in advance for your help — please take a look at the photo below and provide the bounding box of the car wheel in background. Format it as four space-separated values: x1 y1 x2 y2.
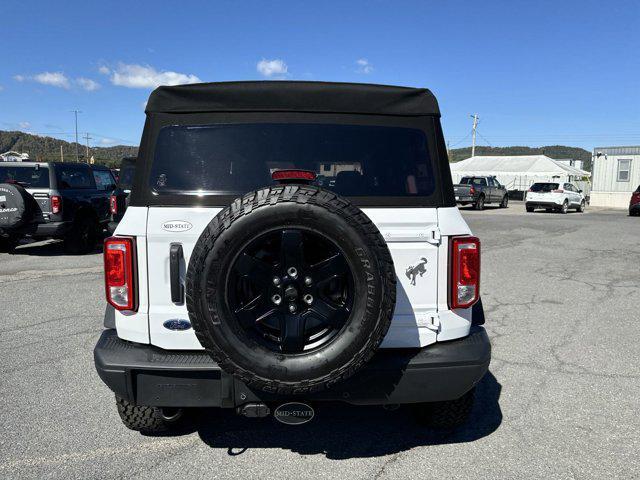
474 196 485 210
115 396 189 434
0 234 20 253
559 200 569 214
577 200 586 213
64 216 98 254
500 195 509 208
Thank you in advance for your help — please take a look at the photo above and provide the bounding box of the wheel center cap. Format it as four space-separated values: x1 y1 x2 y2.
284 284 298 301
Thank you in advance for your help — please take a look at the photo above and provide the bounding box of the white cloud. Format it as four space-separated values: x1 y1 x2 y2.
257 58 288 78
0 85 4 92
13 75 26 82
19 121 31 129
76 77 101 91
355 58 374 74
33 71 71 89
108 63 201 88
100 138 117 146
98 65 111 75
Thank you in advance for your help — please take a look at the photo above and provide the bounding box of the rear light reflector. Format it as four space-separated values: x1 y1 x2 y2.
104 236 137 311
469 186 475 195
271 169 317 182
450 236 480 309
110 195 117 215
51 195 61 214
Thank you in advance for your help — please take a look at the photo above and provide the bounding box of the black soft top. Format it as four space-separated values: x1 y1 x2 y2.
145 81 440 116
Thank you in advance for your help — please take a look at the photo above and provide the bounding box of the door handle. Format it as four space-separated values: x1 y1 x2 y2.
169 243 184 304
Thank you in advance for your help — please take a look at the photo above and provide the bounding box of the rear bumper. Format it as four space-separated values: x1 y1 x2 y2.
0 221 72 238
526 201 561 209
455 195 475 203
31 221 73 237
94 326 491 408
630 203 640 214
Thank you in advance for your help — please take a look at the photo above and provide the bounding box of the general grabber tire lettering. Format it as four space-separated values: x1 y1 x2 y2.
186 185 396 395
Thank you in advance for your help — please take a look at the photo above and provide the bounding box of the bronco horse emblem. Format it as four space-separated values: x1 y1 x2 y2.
405 257 428 285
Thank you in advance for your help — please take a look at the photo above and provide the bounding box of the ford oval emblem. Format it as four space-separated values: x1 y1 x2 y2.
163 319 192 331
273 402 315 425
161 220 193 232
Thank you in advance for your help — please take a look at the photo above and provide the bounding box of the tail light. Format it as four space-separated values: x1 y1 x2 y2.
51 195 61 214
449 236 480 309
110 195 117 215
104 236 137 311
469 186 476 195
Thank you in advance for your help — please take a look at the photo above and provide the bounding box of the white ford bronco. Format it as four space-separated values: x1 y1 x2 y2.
94 81 490 433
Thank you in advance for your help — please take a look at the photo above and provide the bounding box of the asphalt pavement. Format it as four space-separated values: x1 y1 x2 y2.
1 203 639 479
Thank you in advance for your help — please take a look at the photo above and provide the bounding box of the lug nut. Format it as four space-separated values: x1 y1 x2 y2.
288 303 297 313
272 277 281 286
303 294 313 305
287 267 298 279
271 294 282 305
304 276 313 286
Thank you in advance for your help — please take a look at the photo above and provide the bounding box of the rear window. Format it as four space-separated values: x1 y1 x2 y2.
530 183 559 192
460 177 487 186
55 164 95 189
118 160 136 189
149 123 435 197
0 165 50 188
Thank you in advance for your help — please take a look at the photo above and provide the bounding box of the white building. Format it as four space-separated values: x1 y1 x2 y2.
555 158 584 171
450 155 591 196
590 146 640 208
0 151 30 162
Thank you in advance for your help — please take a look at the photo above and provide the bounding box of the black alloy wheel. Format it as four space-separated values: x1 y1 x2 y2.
227 228 354 353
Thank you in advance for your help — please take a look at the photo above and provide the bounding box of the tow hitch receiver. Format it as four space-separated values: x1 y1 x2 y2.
237 402 271 418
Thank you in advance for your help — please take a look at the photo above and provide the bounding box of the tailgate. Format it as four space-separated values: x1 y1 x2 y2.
145 206 441 350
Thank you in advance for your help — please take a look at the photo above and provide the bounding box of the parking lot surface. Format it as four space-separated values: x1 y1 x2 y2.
1 203 639 479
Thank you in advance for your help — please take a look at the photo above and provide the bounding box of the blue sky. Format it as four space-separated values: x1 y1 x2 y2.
2 0 639 151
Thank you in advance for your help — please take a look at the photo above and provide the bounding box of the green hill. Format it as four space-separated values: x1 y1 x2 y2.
449 145 592 171
2 130 593 171
0 130 138 167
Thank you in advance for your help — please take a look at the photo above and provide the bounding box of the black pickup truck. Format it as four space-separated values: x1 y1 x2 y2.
0 162 116 253
453 175 509 210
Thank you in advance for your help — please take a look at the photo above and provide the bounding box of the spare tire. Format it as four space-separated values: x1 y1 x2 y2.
0 183 34 230
186 185 396 395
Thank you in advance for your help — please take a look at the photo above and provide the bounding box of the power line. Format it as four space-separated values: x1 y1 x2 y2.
449 131 473 147
476 131 493 147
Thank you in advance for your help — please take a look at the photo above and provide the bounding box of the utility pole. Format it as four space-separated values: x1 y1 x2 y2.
470 114 479 157
60 145 64 162
83 133 92 163
71 110 82 162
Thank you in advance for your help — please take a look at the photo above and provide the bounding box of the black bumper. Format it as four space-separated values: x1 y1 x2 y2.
526 201 561 209
630 203 640 215
94 327 491 408
0 221 73 238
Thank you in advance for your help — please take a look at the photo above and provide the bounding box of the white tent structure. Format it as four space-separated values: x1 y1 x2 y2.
450 155 591 194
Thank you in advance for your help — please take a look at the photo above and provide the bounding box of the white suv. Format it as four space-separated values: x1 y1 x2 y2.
525 181 586 213
94 81 490 433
